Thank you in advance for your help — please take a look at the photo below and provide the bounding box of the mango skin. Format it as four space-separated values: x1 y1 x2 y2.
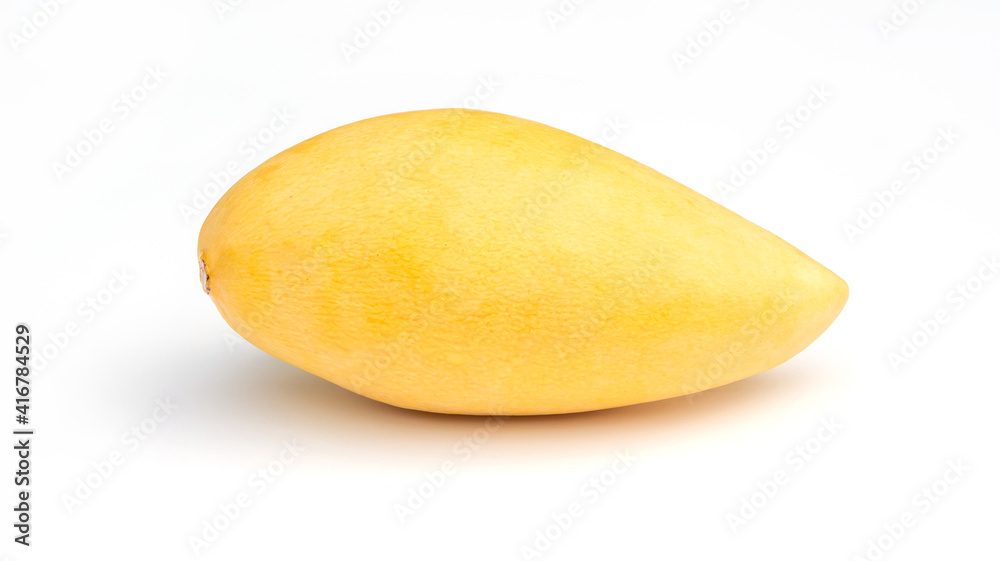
198 109 847 415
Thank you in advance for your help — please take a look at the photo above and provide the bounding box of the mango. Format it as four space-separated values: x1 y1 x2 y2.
198 109 847 415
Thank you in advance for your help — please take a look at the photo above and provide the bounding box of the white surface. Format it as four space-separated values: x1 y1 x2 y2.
2 0 998 559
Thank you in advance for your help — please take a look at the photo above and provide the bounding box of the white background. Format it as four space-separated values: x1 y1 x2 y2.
2 0 998 559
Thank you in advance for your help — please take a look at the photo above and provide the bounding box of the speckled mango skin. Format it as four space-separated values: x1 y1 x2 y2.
198 109 847 415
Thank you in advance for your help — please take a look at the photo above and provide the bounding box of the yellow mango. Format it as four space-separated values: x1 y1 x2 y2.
198 109 847 415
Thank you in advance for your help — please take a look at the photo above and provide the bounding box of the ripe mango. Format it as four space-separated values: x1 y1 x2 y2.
198 109 847 415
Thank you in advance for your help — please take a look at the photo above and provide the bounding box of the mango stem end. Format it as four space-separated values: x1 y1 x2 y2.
199 257 211 295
